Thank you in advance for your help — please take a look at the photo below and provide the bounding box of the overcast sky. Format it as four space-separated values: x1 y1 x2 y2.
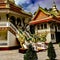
14 0 60 14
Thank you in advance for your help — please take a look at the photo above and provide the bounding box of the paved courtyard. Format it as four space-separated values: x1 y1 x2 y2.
0 44 60 60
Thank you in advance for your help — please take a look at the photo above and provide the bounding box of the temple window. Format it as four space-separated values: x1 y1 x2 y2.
37 24 40 30
41 24 43 29
10 16 16 26
58 24 60 30
51 34 55 40
6 14 9 20
44 23 47 29
58 26 60 30
22 17 25 26
50 24 54 29
17 18 21 26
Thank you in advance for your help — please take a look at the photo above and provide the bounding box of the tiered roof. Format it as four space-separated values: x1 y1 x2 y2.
29 2 60 25
0 0 32 16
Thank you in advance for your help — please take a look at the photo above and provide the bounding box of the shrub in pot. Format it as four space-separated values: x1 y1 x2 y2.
47 42 56 60
24 44 38 60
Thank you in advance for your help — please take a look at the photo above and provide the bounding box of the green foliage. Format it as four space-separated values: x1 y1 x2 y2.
29 32 47 43
26 38 32 42
47 42 56 60
24 44 38 60
33 34 40 43
40 34 46 42
39 32 47 42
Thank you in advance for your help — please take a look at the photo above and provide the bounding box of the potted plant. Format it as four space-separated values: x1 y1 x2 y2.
24 44 38 60
47 42 56 60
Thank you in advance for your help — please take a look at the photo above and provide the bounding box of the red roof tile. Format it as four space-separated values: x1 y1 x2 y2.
29 18 60 25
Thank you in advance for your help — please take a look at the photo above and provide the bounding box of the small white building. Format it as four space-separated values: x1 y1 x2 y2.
29 2 60 43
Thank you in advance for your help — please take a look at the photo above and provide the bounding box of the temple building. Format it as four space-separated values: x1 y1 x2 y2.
0 0 32 49
29 1 60 43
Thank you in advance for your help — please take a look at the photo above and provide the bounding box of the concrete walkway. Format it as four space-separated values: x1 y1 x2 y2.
0 44 60 60
37 44 60 60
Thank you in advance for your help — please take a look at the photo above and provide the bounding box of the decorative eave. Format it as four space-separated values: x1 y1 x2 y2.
29 16 60 25
53 16 60 20
29 17 52 25
0 1 32 17
32 7 50 20
0 3 7 8
9 2 32 17
29 19 60 25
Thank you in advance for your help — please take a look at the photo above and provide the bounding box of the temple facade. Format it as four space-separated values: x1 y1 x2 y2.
29 2 60 43
0 0 32 49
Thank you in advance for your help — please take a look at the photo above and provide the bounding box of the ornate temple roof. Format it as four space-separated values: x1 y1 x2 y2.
29 16 60 25
49 1 60 16
0 0 32 17
29 1 60 25
32 7 50 20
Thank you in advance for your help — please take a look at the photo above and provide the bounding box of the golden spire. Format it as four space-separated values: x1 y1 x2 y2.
52 0 60 16
52 0 57 11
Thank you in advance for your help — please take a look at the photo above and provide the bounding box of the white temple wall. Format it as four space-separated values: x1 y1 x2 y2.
8 31 18 47
35 23 56 43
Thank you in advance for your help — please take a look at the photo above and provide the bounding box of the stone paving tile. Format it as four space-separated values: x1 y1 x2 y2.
0 44 60 60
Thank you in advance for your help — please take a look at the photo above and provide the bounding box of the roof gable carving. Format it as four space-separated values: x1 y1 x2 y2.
33 7 50 20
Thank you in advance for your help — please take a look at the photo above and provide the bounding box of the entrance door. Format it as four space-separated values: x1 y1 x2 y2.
30 25 35 34
55 32 60 43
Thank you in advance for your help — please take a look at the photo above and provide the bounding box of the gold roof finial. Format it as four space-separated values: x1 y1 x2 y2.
52 0 57 11
52 0 60 16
